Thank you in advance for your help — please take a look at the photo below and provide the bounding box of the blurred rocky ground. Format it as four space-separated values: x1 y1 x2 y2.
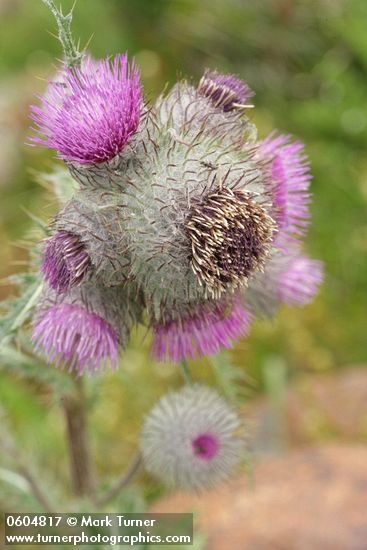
153 445 367 550
249 366 367 452
153 367 367 549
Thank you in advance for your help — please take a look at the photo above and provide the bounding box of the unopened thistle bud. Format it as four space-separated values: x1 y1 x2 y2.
42 230 91 292
198 70 254 111
49 195 132 288
140 385 245 490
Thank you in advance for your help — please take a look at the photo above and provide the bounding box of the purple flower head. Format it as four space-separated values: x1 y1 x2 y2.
32 303 119 374
192 433 219 460
277 256 324 306
42 231 91 292
260 133 312 248
153 298 251 363
30 54 142 164
140 385 245 490
198 70 254 112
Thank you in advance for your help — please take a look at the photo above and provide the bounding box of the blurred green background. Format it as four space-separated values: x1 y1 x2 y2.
0 0 366 514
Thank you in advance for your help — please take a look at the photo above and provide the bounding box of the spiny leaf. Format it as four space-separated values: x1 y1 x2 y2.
33 167 79 205
0 341 75 395
42 0 83 67
209 350 255 404
20 207 50 235
0 468 29 493
3 272 39 287
0 281 43 347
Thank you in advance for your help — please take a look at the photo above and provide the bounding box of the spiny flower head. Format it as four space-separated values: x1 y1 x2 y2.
30 54 142 164
52 195 132 288
30 60 323 368
32 303 119 374
42 230 91 292
153 297 251 363
140 385 245 490
198 70 254 111
32 283 144 374
186 187 276 298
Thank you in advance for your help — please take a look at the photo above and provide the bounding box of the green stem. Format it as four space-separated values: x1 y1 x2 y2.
96 453 142 508
42 0 83 67
179 360 193 385
0 409 55 512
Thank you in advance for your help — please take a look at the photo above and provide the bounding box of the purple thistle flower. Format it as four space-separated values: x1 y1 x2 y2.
198 70 254 111
140 385 245 490
153 298 251 363
42 230 91 292
30 54 142 164
32 303 119 374
260 133 312 248
277 256 324 306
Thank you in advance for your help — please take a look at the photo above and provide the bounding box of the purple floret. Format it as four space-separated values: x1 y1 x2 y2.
30 54 142 164
192 433 220 460
32 303 119 374
277 256 324 306
42 231 91 292
198 70 254 111
260 133 312 249
153 298 251 362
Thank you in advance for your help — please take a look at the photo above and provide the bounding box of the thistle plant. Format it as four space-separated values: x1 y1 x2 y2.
29 54 323 367
0 0 323 516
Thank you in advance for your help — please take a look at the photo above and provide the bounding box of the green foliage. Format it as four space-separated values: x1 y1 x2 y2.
0 262 77 397
0 340 75 395
33 167 79 205
209 351 254 405
0 276 42 347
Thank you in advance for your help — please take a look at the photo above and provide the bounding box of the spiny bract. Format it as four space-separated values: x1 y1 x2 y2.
30 53 323 371
140 384 246 490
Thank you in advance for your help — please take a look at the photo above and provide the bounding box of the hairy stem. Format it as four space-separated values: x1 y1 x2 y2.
62 377 95 498
96 453 142 508
42 0 83 67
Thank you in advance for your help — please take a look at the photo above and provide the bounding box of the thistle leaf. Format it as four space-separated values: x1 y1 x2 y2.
0 342 74 395
33 167 78 205
0 281 43 347
209 351 254 404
